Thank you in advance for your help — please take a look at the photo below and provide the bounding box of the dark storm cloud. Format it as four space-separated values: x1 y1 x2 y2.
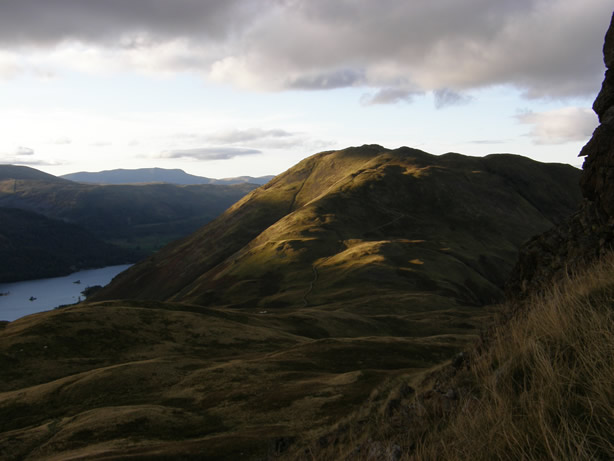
234 0 610 98
161 147 262 161
1 0 611 99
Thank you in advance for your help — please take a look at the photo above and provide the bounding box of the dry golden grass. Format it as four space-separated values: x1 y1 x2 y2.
294 254 614 461
413 254 614 461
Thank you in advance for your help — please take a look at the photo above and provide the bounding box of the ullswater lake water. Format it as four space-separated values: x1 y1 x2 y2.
0 264 132 322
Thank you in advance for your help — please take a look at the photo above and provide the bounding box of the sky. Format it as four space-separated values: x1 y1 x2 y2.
0 0 611 179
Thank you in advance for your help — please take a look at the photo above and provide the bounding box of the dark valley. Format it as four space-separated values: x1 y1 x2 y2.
0 165 259 280
0 207 135 283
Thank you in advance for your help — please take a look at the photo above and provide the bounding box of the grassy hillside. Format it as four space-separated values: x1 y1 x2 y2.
293 253 614 460
0 297 462 460
0 165 69 182
0 207 137 282
96 146 580 315
0 165 258 254
414 254 614 461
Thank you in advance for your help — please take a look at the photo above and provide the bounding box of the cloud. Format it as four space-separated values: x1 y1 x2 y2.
434 89 473 109
0 0 611 99
286 69 366 90
517 107 598 144
468 139 509 145
361 88 421 105
16 146 34 156
207 128 295 144
160 147 262 161
12 158 61 166
0 51 22 78
167 127 332 151
52 137 71 145
0 146 63 166
203 0 612 99
0 0 264 45
0 155 60 166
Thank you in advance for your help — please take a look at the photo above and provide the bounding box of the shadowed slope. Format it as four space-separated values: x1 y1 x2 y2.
0 207 135 282
0 165 257 256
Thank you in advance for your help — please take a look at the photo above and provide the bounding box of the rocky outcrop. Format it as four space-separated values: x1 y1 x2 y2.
581 14 614 210
507 13 614 297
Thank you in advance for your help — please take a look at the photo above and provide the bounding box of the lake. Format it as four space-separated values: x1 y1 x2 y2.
0 264 132 322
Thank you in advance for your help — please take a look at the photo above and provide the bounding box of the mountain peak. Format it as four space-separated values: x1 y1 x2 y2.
0 164 66 183
95 146 581 309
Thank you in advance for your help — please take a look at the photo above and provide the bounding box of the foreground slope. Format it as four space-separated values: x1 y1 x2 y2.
2 296 475 460
0 148 581 460
288 251 614 461
416 253 614 461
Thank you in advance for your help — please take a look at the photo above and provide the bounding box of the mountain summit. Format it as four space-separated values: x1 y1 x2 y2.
96 146 579 318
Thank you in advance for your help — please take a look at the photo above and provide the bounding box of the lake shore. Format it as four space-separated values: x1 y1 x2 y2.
0 264 132 322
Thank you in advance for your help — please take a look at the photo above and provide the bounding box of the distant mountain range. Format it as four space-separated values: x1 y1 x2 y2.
61 167 275 185
0 165 260 280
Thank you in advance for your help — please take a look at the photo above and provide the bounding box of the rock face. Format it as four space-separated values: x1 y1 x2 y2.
507 13 614 297
581 13 614 212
